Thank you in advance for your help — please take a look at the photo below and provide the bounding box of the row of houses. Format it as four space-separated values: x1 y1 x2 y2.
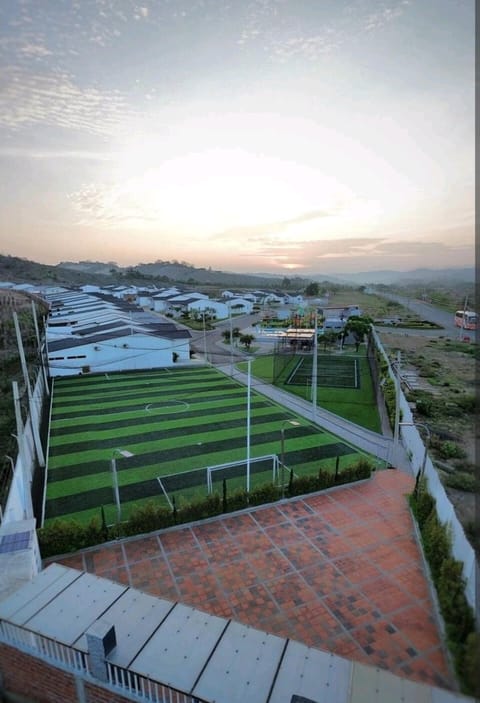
42 288 193 377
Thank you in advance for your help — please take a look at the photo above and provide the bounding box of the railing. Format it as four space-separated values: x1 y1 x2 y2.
0 619 88 673
0 619 206 703
107 662 206 702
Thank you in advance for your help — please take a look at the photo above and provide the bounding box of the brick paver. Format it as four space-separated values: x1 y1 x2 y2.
53 470 455 691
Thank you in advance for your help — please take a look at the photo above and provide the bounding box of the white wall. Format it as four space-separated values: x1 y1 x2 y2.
226 299 254 314
371 327 478 611
48 333 190 376
3 372 46 524
188 300 229 319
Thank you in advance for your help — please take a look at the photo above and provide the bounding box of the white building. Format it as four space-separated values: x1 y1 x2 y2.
226 298 254 315
46 323 191 377
188 299 229 320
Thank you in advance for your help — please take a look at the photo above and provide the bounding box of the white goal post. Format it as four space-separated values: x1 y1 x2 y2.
206 454 280 494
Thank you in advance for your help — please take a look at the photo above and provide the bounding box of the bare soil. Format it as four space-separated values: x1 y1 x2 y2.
378 329 477 532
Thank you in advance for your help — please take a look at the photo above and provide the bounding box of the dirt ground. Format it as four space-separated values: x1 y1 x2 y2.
377 329 477 531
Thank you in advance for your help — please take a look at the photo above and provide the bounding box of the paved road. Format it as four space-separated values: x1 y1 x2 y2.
376 292 462 338
189 313 260 364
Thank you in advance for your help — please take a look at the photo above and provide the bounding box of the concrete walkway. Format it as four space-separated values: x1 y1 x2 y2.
216 362 413 474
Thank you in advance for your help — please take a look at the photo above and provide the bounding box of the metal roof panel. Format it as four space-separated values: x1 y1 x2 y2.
268 640 352 703
24 572 127 645
130 603 227 693
0 563 81 623
192 621 285 703
74 589 174 664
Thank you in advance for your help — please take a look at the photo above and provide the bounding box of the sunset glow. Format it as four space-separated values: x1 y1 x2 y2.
0 0 474 275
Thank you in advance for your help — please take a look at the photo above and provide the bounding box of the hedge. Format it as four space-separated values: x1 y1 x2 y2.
410 479 479 697
38 458 373 559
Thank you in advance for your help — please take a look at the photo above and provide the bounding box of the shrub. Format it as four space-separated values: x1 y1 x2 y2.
122 502 174 536
455 394 476 413
413 484 435 526
249 483 280 506
438 441 466 460
422 510 451 581
444 472 477 492
38 516 107 558
410 482 478 695
463 632 480 698
178 493 222 523
415 397 434 417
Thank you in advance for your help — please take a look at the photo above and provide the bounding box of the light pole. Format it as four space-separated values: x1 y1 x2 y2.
280 420 300 499
111 449 134 523
202 311 208 363
399 422 430 497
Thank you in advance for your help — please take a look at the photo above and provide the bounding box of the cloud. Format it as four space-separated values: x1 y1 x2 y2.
239 235 472 272
20 42 52 58
0 66 134 136
0 146 116 161
211 209 337 241
237 0 413 62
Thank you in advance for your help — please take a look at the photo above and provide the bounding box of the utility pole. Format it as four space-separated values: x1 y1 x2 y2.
392 350 401 466
246 359 251 493
311 311 318 422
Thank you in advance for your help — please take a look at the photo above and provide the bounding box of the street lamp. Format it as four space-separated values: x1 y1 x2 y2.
399 422 430 497
280 420 301 499
111 449 134 523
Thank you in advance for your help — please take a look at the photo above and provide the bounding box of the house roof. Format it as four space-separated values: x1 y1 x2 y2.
47 325 191 352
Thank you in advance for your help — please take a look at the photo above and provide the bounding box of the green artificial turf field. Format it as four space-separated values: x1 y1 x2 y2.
45 366 369 526
243 352 381 432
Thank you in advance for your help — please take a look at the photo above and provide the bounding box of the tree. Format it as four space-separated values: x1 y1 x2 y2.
342 316 373 352
239 334 255 350
305 282 319 297
320 330 339 351
282 277 291 290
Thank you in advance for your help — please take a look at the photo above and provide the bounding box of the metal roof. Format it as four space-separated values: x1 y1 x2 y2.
267 640 351 703
0 564 475 703
192 621 285 703
130 602 227 692
47 326 190 352
20 572 126 645
74 588 174 666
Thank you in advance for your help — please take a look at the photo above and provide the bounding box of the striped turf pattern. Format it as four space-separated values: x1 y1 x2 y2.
45 367 366 524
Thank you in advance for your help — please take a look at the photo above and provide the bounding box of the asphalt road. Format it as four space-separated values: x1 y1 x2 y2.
376 292 461 337
189 313 261 364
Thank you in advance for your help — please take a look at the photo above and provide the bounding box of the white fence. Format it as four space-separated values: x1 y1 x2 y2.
2 370 46 524
372 328 478 611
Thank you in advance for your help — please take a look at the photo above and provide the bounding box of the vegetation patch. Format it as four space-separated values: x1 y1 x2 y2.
410 479 479 697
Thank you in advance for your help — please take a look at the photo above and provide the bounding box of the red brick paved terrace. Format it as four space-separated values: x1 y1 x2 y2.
52 471 455 691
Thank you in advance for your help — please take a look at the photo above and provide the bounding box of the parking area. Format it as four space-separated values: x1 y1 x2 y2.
52 470 454 691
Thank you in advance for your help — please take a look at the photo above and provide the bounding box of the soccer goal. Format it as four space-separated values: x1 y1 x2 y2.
207 454 279 494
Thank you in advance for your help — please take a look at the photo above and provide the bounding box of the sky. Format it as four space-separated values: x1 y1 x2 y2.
0 0 475 276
